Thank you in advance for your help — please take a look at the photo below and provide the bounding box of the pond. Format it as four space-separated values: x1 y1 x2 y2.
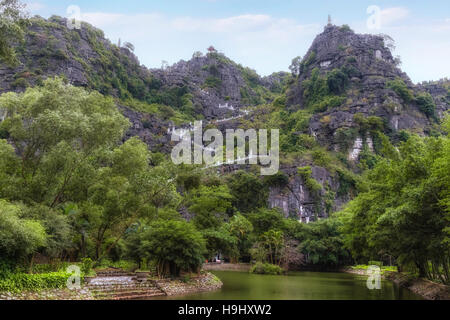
156 271 422 300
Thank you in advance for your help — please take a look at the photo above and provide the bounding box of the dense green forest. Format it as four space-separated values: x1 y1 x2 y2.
0 0 449 293
1 77 448 286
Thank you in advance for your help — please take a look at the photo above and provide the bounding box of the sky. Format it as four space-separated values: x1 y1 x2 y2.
24 0 450 83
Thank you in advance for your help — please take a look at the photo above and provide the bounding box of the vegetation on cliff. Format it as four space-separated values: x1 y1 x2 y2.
0 2 449 291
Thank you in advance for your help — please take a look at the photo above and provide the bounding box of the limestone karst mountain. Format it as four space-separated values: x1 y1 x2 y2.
0 16 448 223
0 16 284 119
287 24 446 150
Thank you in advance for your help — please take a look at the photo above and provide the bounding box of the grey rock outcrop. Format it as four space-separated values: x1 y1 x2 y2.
151 53 273 120
287 24 439 153
419 79 450 119
268 165 348 222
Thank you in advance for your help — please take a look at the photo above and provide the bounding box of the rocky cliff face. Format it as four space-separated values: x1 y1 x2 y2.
267 165 348 222
0 18 448 224
0 15 285 155
150 53 276 120
271 24 448 221
0 16 279 122
420 79 450 119
287 24 446 160
0 16 150 95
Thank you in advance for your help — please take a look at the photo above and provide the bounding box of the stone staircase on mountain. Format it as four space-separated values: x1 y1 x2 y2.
85 269 166 300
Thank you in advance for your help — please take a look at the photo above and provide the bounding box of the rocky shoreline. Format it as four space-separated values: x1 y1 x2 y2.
343 267 450 300
153 272 223 297
384 272 449 300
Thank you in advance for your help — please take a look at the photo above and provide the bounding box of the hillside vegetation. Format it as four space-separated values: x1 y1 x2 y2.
0 4 448 287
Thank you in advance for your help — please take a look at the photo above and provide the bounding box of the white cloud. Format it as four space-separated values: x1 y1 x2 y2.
72 9 447 82
81 12 125 27
75 12 321 75
357 17 450 83
25 2 45 13
380 7 410 27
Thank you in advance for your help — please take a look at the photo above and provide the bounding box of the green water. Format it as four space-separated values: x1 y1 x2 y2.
159 271 422 300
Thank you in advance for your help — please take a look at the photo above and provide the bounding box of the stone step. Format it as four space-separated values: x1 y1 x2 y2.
86 271 165 299
86 277 138 285
95 288 163 296
87 283 156 290
89 287 160 292
112 292 166 300
95 272 135 277
92 289 166 300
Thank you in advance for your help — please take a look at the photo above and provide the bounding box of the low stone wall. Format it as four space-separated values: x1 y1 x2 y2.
152 272 222 296
203 263 251 272
384 272 449 300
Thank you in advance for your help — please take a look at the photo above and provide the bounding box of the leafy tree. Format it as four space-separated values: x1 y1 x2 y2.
139 219 206 277
224 214 253 262
264 172 289 188
296 219 349 267
22 204 74 260
289 56 302 77
188 185 233 230
227 171 268 213
297 166 322 199
248 208 286 236
0 139 19 196
327 68 349 94
86 140 180 259
176 166 202 192
192 51 203 59
201 227 237 261
0 200 46 264
339 122 450 283
0 77 130 206
123 42 135 52
387 78 414 103
260 229 284 265
0 0 29 66
416 92 436 118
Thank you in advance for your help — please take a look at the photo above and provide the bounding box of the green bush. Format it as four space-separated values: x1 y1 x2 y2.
203 76 222 89
0 272 73 293
250 262 284 275
415 92 436 118
387 78 414 103
0 200 47 263
327 69 349 94
297 166 322 196
311 95 345 113
139 220 206 277
302 68 346 112
264 172 289 188
31 262 71 274
95 260 137 272
311 148 332 167
11 77 29 89
340 24 353 32
81 258 93 275
368 261 383 268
